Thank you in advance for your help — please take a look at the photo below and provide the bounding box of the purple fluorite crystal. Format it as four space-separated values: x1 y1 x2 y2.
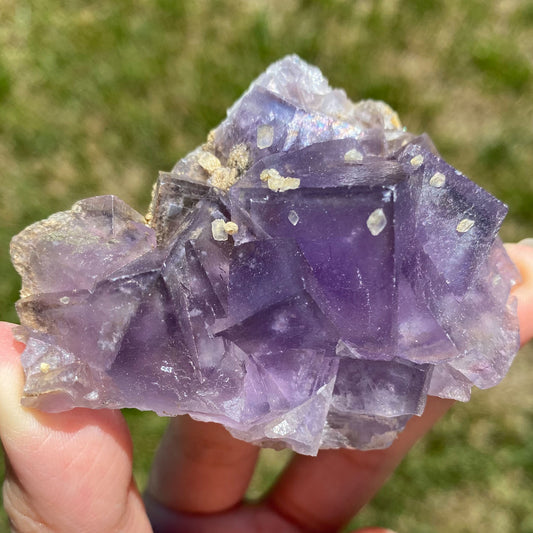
10 56 520 455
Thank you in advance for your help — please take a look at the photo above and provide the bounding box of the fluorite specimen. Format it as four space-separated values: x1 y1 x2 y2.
10 56 520 455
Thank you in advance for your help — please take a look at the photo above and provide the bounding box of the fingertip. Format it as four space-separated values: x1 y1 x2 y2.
0 323 41 440
505 243 533 345
0 321 25 362
505 242 533 287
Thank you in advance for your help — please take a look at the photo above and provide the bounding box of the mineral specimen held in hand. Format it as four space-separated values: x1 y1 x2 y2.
10 55 520 455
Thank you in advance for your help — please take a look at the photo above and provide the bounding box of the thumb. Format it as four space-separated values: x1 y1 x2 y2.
0 322 151 533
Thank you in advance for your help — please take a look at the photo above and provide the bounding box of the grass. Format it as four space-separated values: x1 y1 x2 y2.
1 1 533 531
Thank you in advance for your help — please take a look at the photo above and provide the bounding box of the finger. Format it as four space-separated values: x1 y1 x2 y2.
350 529 397 533
143 497 396 533
506 242 533 344
264 243 533 533
144 493 301 533
146 415 259 514
264 396 453 533
0 322 151 533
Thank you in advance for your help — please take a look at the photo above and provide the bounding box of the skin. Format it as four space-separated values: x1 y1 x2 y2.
1 243 532 533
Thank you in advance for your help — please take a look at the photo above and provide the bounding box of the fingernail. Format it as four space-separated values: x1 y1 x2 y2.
518 238 533 248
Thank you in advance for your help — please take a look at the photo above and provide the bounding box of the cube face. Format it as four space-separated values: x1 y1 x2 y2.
397 144 508 296
11 55 520 455
230 185 397 354
214 88 299 161
331 357 430 418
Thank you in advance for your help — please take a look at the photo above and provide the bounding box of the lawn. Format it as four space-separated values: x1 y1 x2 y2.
1 1 533 531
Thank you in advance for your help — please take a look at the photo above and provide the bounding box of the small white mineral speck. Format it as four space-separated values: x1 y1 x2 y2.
456 218 475 233
198 151 222 173
260 168 300 192
227 143 249 172
260 168 280 182
429 172 446 188
366 208 387 236
212 219 238 240
257 125 274 149
210 167 239 191
202 129 216 151
224 221 239 235
268 175 300 192
211 219 228 241
344 148 364 163
410 154 424 168
288 210 299 225
59 296 70 304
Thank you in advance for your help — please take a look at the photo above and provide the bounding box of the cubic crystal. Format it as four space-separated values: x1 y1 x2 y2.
10 55 520 455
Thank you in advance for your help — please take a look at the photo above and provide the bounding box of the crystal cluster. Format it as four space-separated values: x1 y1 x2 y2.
10 56 520 455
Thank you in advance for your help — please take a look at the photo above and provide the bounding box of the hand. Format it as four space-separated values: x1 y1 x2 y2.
1 243 532 533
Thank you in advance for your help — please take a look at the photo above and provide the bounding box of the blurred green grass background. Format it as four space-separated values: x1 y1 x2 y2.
1 1 533 531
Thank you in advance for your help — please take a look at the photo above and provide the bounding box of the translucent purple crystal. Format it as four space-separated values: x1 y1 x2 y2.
10 56 520 455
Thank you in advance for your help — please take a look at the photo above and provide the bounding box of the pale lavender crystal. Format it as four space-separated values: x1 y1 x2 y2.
10 55 520 455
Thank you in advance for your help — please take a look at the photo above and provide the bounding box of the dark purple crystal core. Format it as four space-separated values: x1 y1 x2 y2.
10 56 520 454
